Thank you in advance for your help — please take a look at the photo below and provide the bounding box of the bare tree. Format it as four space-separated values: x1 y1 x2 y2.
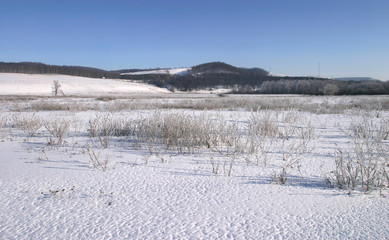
52 80 61 96
323 83 339 95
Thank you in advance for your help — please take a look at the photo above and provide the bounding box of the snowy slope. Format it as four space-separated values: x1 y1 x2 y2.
121 68 190 76
0 73 170 96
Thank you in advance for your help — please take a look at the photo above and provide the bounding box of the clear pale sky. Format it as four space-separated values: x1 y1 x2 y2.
1 0 388 80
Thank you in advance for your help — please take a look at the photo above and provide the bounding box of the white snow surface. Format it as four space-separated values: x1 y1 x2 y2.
0 73 170 96
121 68 190 76
0 96 388 239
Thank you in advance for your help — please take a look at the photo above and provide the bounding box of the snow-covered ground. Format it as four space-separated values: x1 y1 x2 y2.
121 68 190 76
0 73 170 96
0 95 388 239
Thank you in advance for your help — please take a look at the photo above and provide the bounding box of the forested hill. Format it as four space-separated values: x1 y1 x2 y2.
119 62 272 90
119 62 389 95
0 62 120 79
167 62 271 90
190 62 269 76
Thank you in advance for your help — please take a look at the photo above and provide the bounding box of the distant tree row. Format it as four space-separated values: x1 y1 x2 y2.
135 75 388 96
129 74 325 93
121 71 389 95
165 73 272 91
237 79 389 95
0 62 120 79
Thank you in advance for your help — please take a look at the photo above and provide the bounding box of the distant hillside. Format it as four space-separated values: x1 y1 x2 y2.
0 62 120 79
191 62 268 76
191 62 243 75
119 62 271 91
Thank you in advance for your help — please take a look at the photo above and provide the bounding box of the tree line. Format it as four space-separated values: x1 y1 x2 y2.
239 78 389 95
124 73 389 95
0 62 120 79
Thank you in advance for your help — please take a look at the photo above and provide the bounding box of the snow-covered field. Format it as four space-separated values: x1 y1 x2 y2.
1 90 389 238
0 73 170 96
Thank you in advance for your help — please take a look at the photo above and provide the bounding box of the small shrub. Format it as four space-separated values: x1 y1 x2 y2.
44 118 70 145
101 101 128 112
209 156 220 175
96 96 117 101
349 117 389 141
245 136 275 166
248 110 279 137
0 116 7 138
31 101 80 111
134 110 215 154
330 119 389 193
0 116 7 130
12 114 42 136
88 114 133 148
297 122 316 141
273 168 288 185
87 145 109 171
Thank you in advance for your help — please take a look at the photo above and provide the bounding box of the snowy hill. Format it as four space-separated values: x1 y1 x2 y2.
0 73 170 96
120 68 190 76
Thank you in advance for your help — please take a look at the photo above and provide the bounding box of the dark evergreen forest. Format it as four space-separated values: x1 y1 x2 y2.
0 62 120 79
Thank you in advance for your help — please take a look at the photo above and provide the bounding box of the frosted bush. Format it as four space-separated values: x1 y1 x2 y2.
44 118 70 145
248 110 279 137
134 110 215 154
87 144 109 171
12 113 42 136
329 119 389 193
88 113 134 148
0 116 7 130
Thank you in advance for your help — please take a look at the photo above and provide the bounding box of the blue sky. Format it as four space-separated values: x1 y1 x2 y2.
1 0 388 79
